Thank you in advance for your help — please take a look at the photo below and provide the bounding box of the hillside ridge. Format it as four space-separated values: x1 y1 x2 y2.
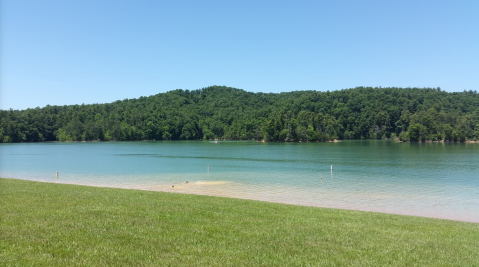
1 86 478 142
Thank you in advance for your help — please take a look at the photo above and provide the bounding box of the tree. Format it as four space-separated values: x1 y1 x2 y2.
1 86 478 143
407 123 427 141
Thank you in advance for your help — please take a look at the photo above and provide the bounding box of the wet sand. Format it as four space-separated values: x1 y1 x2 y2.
20 178 479 224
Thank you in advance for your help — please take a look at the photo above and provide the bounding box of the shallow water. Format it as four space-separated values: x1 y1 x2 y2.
1 140 478 222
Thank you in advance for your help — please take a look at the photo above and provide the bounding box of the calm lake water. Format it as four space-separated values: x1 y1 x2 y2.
1 140 478 222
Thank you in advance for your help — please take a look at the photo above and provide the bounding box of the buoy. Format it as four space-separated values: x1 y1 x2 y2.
56 171 58 180
331 165 333 170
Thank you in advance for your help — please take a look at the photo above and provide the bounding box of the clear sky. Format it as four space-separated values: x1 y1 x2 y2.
1 0 478 110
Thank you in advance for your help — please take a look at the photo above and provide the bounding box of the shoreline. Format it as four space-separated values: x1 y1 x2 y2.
8 138 479 144
3 176 478 266
4 177 477 224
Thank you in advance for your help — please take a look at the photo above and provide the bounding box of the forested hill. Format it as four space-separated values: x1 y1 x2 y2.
1 86 479 143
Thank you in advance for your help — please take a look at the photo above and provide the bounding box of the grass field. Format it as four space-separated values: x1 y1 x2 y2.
1 178 478 266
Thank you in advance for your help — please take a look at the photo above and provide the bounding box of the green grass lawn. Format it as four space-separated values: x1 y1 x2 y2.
1 178 478 266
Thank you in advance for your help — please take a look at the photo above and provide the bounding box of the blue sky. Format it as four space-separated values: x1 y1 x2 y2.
1 0 478 110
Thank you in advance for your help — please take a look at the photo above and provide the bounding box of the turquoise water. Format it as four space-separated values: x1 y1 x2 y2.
1 140 478 222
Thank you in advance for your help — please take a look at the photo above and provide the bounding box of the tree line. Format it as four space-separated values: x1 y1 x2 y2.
1 86 478 143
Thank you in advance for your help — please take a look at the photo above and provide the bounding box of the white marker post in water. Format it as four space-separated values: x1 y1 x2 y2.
331 165 333 170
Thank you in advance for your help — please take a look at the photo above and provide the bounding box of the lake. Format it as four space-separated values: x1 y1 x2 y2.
1 140 478 223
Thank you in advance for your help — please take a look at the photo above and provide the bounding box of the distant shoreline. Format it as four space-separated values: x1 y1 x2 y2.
12 139 479 144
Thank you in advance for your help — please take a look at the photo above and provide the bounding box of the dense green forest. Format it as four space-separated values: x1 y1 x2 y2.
1 86 479 143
